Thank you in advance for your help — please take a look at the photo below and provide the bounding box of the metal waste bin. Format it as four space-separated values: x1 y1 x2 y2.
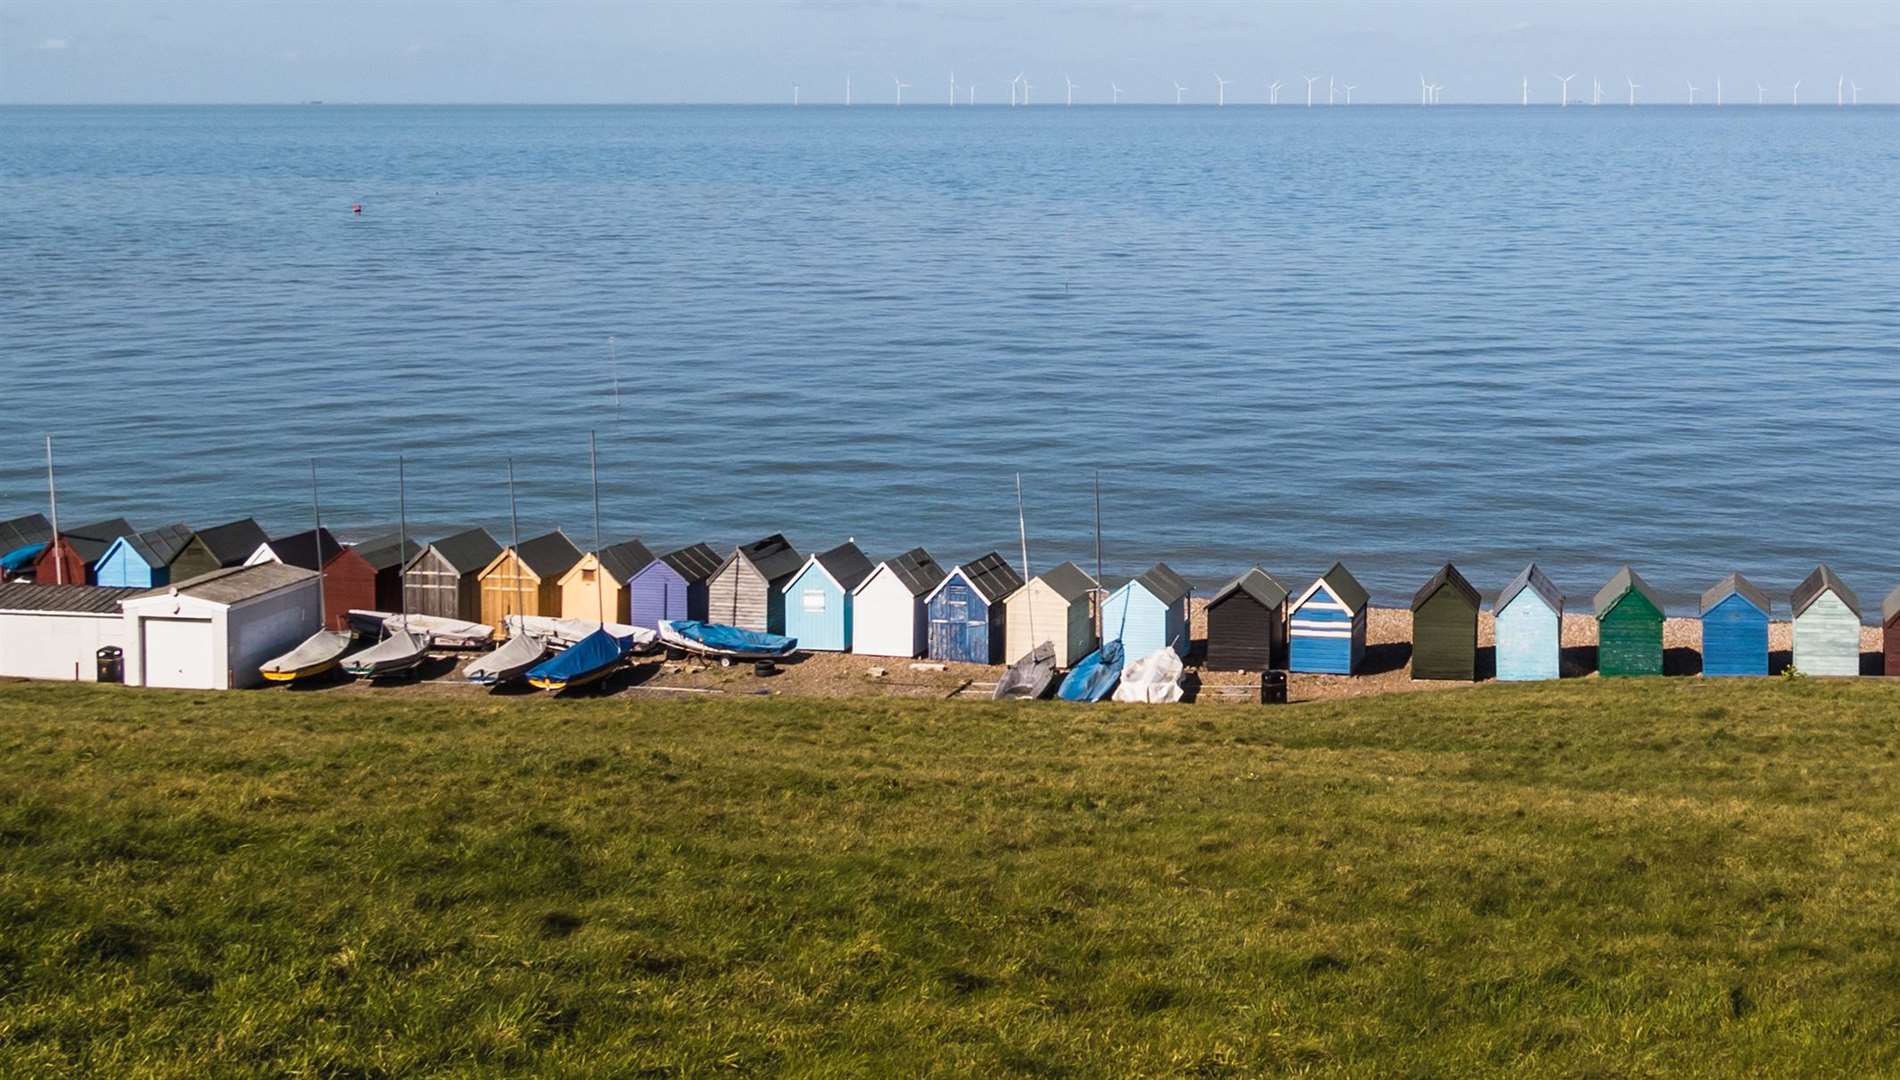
96 646 124 684
1260 669 1287 705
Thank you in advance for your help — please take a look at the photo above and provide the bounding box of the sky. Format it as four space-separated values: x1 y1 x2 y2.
4 0 1898 105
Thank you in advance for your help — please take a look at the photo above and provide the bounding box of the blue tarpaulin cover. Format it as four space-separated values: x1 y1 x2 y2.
1057 640 1125 703
1 543 47 573
662 620 797 657
526 627 630 688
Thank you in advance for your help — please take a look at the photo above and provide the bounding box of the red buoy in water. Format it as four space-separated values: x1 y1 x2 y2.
352 203 363 214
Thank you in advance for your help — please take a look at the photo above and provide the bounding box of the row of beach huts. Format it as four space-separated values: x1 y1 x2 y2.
0 510 1892 690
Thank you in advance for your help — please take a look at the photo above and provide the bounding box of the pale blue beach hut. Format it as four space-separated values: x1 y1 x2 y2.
1100 563 1192 660
1492 563 1562 682
780 541 875 652
1289 562 1369 675
1699 574 1770 677
1792 565 1861 678
93 524 195 590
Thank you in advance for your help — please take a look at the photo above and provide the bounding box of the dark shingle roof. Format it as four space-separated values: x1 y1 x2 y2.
1412 563 1480 611
1593 565 1662 619
1128 562 1192 605
809 542 875 592
728 533 803 585
948 552 1025 605
1884 585 1900 626
1700 573 1772 617
1208 566 1288 611
57 518 135 564
0 581 139 614
123 523 195 568
1495 563 1563 615
866 547 945 597
137 563 318 605
352 531 421 572
422 528 503 574
509 531 583 580
1035 561 1098 604
263 528 344 572
1792 564 1859 619
0 514 53 552
594 539 656 584
192 518 270 567
657 542 721 583
1311 562 1369 613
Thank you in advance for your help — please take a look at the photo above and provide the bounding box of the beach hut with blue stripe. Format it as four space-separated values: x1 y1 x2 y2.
1699 574 1770 677
1493 563 1563 681
925 552 1023 664
94 523 195 589
1792 565 1861 678
1289 563 1368 674
1100 563 1192 661
781 541 875 652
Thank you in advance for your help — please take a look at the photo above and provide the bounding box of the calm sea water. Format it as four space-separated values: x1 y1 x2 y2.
4 104 1898 612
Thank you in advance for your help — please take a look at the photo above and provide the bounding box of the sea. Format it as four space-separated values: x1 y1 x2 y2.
4 104 1898 613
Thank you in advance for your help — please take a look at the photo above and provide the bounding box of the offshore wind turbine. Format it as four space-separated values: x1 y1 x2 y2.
1521 75 1529 106
948 70 956 106
1111 82 1123 103
1552 72 1576 107
1342 83 1356 105
1430 82 1443 103
1268 79 1283 104
1214 73 1230 106
893 75 908 106
1173 81 1186 104
1851 81 1861 105
792 84 799 106
1065 73 1077 106
1756 81 1766 104
1792 79 1800 106
1010 72 1023 106
1022 77 1033 105
1327 75 1335 105
1628 76 1639 106
845 75 852 106
1305 74 1321 106
969 85 975 105
1716 76 1722 106
1686 80 1699 105
1591 77 1601 105
1837 75 1844 106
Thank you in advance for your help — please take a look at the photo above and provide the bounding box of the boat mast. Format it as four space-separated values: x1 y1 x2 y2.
44 435 62 585
1093 469 1102 638
1016 472 1035 648
397 454 409 636
310 458 326 630
590 430 604 630
507 457 524 637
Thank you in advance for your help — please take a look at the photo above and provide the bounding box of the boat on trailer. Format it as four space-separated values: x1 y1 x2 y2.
657 620 797 666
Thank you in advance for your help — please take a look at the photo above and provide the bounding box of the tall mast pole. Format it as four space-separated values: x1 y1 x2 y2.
397 455 409 635
591 431 604 630
508 458 524 637
1092 469 1103 637
311 459 326 629
45 435 62 585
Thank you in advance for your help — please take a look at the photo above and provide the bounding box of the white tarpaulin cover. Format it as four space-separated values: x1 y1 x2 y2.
1112 646 1185 704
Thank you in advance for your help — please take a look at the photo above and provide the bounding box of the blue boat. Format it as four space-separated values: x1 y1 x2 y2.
526 627 632 691
1057 640 1125 703
1 542 47 575
658 620 797 665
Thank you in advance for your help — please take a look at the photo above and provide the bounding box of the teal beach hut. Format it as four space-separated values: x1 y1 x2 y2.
93 523 195 589
781 541 875 652
1493 563 1563 681
1289 562 1369 674
1699 574 1770 677
1100 563 1192 660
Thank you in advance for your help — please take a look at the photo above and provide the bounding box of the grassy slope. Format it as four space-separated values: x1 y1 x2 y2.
0 680 1898 1077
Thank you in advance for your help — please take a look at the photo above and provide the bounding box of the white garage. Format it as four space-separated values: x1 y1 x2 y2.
121 563 321 690
0 582 138 681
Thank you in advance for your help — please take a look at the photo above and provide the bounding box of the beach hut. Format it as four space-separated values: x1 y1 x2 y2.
351 530 419 612
94 523 195 589
1493 564 1563 681
1791 565 1861 678
851 548 946 658
1594 566 1664 677
1884 587 1900 677
1411 563 1480 681
245 528 375 631
0 513 54 579
557 539 656 625
1003 561 1099 669
1289 563 1369 675
0 582 139 681
120 564 321 690
1202 567 1288 671
1699 574 1771 677
627 542 720 631
169 518 269 582
403 527 502 621
479 531 584 630
925 552 1023 664
782 542 875 651
708 534 804 633
1101 562 1192 661
31 517 133 586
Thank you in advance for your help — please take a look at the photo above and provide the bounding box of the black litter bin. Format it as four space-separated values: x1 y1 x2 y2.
1260 669 1287 705
96 646 124 684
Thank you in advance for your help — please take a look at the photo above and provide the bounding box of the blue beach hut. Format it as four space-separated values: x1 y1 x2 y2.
1699 573 1770 677
1100 563 1192 660
626 543 720 631
1289 562 1369 675
1493 563 1563 682
925 552 1024 665
93 523 195 589
781 542 875 652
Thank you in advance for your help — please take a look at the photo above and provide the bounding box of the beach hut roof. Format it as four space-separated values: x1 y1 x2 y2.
352 530 421 572
264 528 345 572
656 542 721 583
0 514 53 552
0 581 140 614
422 527 503 574
138 562 318 604
730 533 804 584
866 547 945 598
1412 563 1479 612
594 539 656 583
1792 564 1859 619
509 531 583 579
1495 563 1562 614
1884 585 1900 625
1035 561 1099 604
1208 566 1288 610
935 552 1024 605
193 518 270 566
1593 565 1662 619
1119 562 1192 606
56 518 136 564
807 542 875 592
123 523 196 568
1700 573 1771 617
1303 562 1369 614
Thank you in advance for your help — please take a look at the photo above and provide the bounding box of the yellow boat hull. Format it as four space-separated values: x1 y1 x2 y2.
262 658 340 683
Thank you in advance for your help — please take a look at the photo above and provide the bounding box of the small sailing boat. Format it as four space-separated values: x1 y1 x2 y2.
466 458 548 686
263 461 353 683
345 454 429 680
657 619 797 665
993 641 1057 700
1111 645 1185 704
1057 639 1124 702
524 433 632 691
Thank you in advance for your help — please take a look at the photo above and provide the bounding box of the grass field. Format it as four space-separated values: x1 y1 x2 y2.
1 679 1898 1076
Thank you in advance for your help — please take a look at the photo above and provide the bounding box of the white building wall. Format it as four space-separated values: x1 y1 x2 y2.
0 610 131 681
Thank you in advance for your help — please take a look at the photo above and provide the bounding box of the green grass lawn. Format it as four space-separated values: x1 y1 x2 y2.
2 679 1899 1076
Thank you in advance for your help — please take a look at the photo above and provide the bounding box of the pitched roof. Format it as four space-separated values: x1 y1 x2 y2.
121 523 195 568
1207 566 1288 611
351 531 421 572
134 562 318 605
809 541 875 592
728 533 803 585
191 518 270 567
509 531 583 579
262 528 345 572
420 527 503 574
1303 562 1369 614
655 542 721 583
1126 562 1192 605
0 581 140 614
57 518 136 564
594 539 656 583
863 547 945 597
1700 573 1772 617
1411 563 1480 611
948 552 1025 604
1885 585 1900 626
0 514 53 552
1593 565 1662 619
1495 563 1563 615
1792 564 1859 619
1035 561 1099 604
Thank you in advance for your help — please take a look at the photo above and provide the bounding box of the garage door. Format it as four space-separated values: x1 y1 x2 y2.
142 617 217 689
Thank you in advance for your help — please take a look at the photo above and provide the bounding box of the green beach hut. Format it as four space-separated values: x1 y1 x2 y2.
1593 565 1664 677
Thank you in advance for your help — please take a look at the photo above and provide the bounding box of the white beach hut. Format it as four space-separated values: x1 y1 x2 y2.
849 548 947 658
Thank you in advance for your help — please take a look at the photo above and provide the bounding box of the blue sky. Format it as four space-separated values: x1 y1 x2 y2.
4 0 1897 105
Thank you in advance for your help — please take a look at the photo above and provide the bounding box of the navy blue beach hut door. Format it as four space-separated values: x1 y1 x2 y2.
932 582 972 660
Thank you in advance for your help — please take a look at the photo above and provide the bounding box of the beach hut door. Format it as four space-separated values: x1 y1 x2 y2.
932 582 972 658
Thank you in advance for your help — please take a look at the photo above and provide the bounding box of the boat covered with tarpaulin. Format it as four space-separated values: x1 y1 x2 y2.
341 628 429 679
526 627 633 691
1057 639 1124 702
463 630 550 686
1111 645 1185 704
261 629 354 682
657 620 797 664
